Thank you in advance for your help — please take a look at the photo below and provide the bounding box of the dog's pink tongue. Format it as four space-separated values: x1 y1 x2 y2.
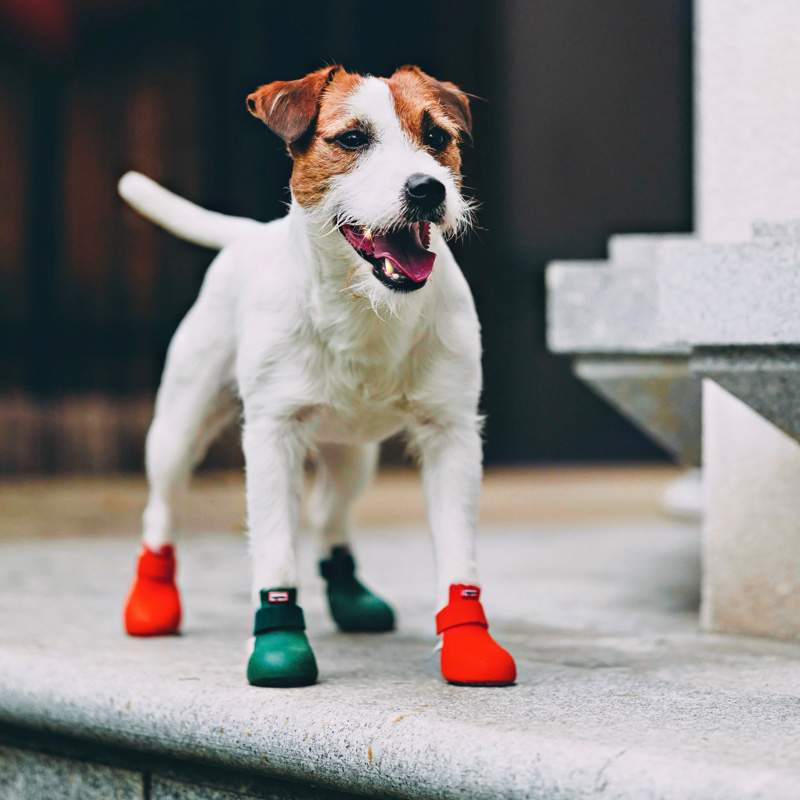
373 226 435 282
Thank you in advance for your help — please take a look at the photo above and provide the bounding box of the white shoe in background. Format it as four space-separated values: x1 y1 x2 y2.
661 468 703 521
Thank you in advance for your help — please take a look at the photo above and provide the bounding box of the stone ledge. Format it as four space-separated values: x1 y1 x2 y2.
3 527 800 799
547 263 681 354
658 237 800 346
692 346 800 440
0 743 142 800
546 234 694 355
607 233 694 265
574 356 701 464
0 726 359 800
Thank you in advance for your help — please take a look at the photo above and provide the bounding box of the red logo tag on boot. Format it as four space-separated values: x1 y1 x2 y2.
267 591 290 603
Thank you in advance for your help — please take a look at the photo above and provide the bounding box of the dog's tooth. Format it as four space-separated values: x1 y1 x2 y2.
384 258 397 277
364 228 373 241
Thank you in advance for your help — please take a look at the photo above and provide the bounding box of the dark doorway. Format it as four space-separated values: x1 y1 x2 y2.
0 0 692 471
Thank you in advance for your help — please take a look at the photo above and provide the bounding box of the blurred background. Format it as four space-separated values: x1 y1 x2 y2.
0 0 692 474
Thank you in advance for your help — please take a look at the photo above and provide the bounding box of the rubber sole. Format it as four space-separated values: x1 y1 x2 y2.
446 679 516 687
248 674 318 688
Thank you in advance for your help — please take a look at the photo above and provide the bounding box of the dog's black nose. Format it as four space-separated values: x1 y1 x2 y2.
405 173 446 211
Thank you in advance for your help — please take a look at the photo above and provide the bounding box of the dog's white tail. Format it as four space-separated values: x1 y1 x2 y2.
118 171 265 250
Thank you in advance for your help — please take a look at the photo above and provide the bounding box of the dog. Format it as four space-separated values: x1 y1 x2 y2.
118 65 516 687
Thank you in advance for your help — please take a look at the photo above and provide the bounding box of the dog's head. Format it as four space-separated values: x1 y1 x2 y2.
247 65 474 295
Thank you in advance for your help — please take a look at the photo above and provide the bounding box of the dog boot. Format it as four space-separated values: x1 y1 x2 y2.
247 589 318 687
320 546 395 633
437 584 516 686
123 544 182 636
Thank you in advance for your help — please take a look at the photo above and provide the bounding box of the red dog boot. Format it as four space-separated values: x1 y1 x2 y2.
437 584 516 686
123 545 182 636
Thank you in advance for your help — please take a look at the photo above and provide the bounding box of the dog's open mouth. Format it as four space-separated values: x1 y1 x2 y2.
340 222 434 292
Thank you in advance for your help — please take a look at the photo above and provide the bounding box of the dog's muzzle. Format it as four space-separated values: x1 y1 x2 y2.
340 221 436 293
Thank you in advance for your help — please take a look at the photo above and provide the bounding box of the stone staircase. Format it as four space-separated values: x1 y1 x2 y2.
548 0 800 649
5 0 800 796
547 233 700 467
4 524 800 800
548 219 800 643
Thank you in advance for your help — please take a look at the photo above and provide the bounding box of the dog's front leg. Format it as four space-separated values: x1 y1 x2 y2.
241 407 319 687
243 414 306 595
412 415 517 686
413 417 483 602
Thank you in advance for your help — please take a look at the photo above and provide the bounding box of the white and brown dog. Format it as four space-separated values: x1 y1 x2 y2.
119 65 516 687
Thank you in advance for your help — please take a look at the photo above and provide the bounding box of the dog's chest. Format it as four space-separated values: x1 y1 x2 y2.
311 321 427 444
315 389 406 444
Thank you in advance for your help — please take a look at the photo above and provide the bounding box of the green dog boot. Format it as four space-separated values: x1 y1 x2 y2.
320 547 395 633
247 589 318 688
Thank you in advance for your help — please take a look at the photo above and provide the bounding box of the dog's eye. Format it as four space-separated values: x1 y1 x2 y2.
425 127 451 151
334 130 369 151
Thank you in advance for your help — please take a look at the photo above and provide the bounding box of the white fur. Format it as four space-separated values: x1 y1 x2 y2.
125 76 483 611
118 172 265 249
310 78 474 238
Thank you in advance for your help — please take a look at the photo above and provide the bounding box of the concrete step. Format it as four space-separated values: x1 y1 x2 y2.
3 525 800 799
547 233 695 355
658 234 800 346
693 346 800 441
547 262 681 355
546 233 701 465
574 355 701 464
546 222 800 643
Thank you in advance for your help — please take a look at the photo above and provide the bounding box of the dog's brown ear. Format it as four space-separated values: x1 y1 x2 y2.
396 65 473 143
247 66 341 145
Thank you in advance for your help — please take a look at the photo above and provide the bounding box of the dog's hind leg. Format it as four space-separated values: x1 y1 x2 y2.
141 327 236 550
309 442 378 549
141 388 238 551
310 443 394 633
124 300 236 637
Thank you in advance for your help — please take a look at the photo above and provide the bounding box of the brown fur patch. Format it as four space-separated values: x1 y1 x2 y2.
288 70 364 207
247 66 340 144
248 66 471 209
384 67 470 177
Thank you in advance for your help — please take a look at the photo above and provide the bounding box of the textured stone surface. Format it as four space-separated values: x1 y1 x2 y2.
152 776 253 800
574 356 701 465
149 774 352 800
684 0 800 647
752 219 800 240
547 262 678 354
0 745 142 800
547 234 693 355
696 0 800 242
546 234 698 468
607 232 694 265
658 239 800 346
701 381 800 640
0 723 360 800
693 347 800 441
150 774 354 799
548 0 800 652
2 525 800 799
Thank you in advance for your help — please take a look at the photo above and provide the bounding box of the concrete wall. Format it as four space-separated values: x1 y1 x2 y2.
696 0 800 241
697 0 800 639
